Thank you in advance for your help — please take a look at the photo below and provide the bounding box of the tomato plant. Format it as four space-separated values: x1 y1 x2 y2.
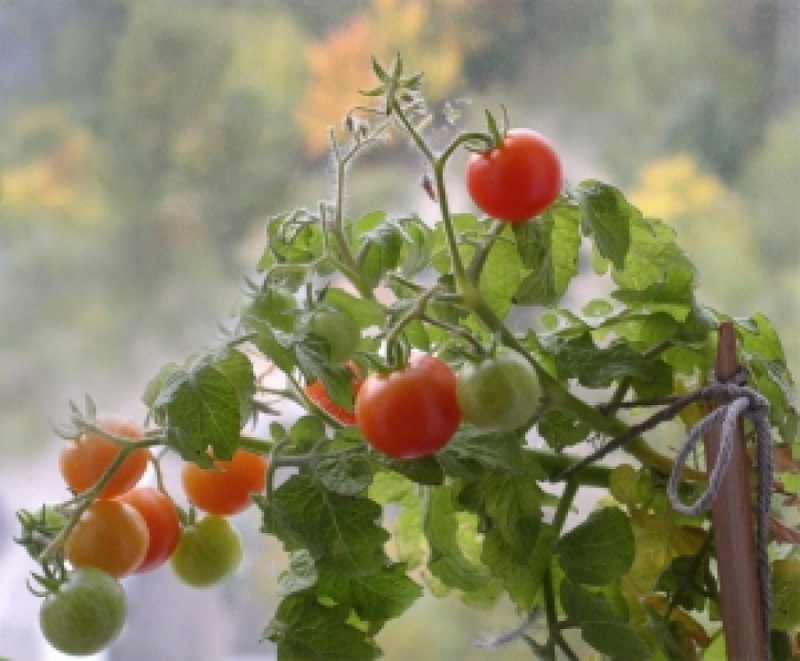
117 487 181 572
465 128 562 223
181 449 267 516
355 354 461 458
39 568 126 656
17 56 800 660
64 500 149 577
456 348 542 431
169 515 243 587
59 417 149 498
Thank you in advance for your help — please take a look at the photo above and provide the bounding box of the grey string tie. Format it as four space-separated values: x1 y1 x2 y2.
667 380 773 659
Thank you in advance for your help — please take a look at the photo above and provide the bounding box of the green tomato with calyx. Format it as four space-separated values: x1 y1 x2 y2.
456 348 541 432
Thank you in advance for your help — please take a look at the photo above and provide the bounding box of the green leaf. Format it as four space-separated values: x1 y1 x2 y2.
436 427 525 476
481 522 556 610
294 336 355 409
543 331 665 389
142 361 180 409
771 558 800 630
537 408 592 449
355 213 428 287
261 474 388 575
317 563 422 622
576 180 633 270
737 313 799 440
245 320 295 373
424 487 490 592
480 456 546 552
612 213 696 296
314 451 373 496
373 454 445 486
512 203 581 306
323 287 385 330
477 225 526 318
243 285 297 333
655 554 713 613
150 347 254 461
278 550 318 596
560 578 650 659
471 457 552 609
556 507 635 585
288 415 327 450
263 593 379 660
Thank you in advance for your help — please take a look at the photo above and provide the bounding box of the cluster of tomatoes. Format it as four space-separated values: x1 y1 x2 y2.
37 418 267 656
309 347 543 460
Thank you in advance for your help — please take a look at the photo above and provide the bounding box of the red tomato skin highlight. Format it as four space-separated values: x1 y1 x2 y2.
117 487 181 572
355 354 461 459
466 129 562 223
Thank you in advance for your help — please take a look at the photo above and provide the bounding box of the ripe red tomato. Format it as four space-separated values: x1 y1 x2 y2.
355 354 461 459
117 487 181 572
304 362 364 425
466 128 562 223
65 500 149 577
59 417 150 499
181 449 267 516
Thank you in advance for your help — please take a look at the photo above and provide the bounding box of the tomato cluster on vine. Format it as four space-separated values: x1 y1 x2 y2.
21 417 267 655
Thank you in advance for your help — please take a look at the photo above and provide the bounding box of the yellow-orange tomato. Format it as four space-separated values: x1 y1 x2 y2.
117 487 180 572
181 449 267 516
65 500 149 577
59 417 150 499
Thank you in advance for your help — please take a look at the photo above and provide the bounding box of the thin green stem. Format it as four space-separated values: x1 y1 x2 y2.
419 313 485 355
238 434 274 456
529 449 611 488
466 221 506 283
551 478 579 536
384 285 440 348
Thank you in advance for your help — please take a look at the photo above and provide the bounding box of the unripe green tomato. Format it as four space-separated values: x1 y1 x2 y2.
170 515 243 588
40 567 127 656
456 348 541 432
307 306 360 364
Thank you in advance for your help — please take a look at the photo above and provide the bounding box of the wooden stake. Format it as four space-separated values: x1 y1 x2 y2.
704 321 766 659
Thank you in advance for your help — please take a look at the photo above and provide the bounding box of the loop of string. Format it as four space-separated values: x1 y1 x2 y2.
553 378 774 658
666 381 773 659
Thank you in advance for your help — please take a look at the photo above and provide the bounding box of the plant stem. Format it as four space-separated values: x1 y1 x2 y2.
551 478 579 536
466 221 506 282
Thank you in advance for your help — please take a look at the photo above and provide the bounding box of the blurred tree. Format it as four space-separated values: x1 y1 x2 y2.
296 0 537 157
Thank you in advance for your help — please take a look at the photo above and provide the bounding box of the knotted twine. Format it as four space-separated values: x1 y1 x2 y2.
666 379 773 659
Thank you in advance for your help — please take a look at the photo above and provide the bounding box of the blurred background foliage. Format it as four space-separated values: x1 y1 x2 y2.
0 0 797 658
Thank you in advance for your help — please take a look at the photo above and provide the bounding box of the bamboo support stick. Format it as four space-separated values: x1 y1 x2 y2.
704 321 766 659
